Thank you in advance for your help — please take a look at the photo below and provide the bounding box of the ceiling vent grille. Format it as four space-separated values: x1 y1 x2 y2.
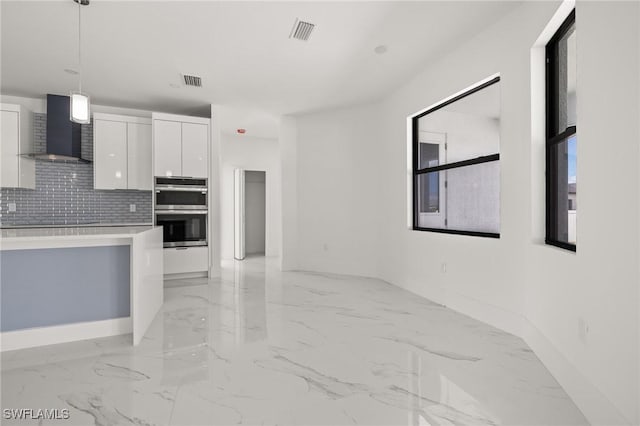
289 19 315 41
182 74 202 87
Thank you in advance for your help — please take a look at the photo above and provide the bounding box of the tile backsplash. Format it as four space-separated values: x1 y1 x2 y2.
0 113 152 227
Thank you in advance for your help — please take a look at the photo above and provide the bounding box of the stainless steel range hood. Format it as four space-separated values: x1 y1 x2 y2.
24 94 90 163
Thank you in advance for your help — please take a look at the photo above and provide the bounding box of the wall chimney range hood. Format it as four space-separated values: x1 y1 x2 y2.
25 94 90 163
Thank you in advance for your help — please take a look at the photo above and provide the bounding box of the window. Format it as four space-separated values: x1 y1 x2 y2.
412 77 501 237
546 10 576 251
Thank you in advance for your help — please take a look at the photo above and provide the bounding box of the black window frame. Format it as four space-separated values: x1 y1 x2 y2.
411 76 501 238
545 10 577 252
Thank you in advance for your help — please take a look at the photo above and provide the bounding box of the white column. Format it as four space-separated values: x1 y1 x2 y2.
209 104 223 277
279 115 298 270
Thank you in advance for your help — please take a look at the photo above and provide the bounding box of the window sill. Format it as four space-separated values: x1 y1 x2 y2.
545 239 576 252
413 227 500 239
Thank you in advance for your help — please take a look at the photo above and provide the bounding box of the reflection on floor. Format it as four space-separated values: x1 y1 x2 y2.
1 257 587 425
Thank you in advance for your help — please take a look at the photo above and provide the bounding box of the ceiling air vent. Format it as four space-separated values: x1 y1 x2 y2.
182 74 202 87
289 19 315 41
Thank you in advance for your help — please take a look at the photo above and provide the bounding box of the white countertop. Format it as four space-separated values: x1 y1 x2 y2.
0 222 153 229
1 225 156 245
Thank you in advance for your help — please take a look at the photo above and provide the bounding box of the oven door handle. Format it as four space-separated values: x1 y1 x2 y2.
157 210 208 215
155 185 207 193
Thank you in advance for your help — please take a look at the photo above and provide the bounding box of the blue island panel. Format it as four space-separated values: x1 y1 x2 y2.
1 245 130 332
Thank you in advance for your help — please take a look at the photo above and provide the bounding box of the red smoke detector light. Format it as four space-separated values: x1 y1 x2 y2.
237 128 246 134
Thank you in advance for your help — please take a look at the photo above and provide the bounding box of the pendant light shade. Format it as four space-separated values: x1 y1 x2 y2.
70 92 90 124
70 0 90 124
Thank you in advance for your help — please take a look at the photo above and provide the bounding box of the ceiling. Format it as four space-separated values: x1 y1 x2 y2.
1 1 520 122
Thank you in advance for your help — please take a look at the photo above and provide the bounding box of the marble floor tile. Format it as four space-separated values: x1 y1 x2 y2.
1 257 587 425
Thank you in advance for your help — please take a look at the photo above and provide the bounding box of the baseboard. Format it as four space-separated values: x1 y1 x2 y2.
0 317 132 352
522 320 630 425
384 273 524 338
164 271 208 281
379 272 630 425
443 288 524 337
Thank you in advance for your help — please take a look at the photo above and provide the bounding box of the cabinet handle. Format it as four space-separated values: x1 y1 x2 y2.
176 247 188 250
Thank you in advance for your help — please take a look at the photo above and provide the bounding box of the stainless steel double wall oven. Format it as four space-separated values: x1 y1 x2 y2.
154 177 207 248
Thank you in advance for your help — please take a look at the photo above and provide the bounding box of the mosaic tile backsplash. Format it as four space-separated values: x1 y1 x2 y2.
0 113 152 227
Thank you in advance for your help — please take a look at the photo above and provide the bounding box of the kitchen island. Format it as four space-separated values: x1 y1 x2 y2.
0 226 163 351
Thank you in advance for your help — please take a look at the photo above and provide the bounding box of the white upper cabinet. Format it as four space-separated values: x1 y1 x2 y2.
94 119 128 189
153 120 181 178
93 113 151 190
152 113 209 178
181 122 208 178
1 110 20 188
127 122 152 190
0 104 35 189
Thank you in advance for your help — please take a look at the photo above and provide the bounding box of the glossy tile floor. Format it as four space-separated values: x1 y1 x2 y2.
2 257 587 426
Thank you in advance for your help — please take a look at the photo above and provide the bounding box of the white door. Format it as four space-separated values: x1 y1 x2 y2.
234 169 246 260
416 132 447 229
181 122 208 178
94 119 128 189
0 110 19 188
127 122 152 190
153 120 182 177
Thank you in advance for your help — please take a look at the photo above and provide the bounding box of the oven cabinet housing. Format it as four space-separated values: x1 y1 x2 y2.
1 103 35 189
163 246 208 275
152 113 209 179
93 113 152 190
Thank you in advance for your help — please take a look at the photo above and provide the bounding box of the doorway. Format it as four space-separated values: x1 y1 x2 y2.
234 169 266 260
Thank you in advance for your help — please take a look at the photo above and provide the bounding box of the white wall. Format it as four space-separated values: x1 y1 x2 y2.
279 116 298 270
525 2 639 423
287 1 639 424
295 104 382 277
220 132 280 260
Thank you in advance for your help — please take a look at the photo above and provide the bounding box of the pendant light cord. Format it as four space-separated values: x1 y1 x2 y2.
78 0 82 93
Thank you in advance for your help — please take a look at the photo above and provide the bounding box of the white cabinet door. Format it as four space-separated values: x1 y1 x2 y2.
164 246 208 275
94 119 128 189
0 110 19 188
181 122 208 178
153 120 182 177
127 122 152 190
17 107 35 189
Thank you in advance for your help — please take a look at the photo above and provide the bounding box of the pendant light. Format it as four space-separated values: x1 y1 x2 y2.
70 0 90 124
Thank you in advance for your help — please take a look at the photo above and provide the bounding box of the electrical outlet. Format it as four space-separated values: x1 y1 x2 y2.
441 262 447 273
129 204 136 213
323 243 328 252
8 203 16 212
